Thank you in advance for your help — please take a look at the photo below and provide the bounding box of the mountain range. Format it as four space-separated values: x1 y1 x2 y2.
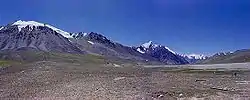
0 20 249 65
199 49 250 64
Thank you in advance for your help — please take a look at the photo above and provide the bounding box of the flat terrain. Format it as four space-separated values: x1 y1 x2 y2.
0 61 250 100
145 63 250 70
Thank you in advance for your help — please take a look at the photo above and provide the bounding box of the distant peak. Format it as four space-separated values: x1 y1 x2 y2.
181 54 207 59
141 41 162 48
11 20 72 38
141 41 153 48
139 41 176 54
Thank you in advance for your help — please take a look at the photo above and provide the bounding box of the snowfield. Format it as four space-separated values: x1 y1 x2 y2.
12 20 73 38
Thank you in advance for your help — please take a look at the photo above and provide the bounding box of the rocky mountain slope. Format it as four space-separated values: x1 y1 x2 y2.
135 41 189 64
0 20 208 65
0 20 82 53
199 49 250 64
69 32 161 64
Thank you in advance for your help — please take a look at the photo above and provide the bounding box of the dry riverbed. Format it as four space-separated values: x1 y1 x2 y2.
0 61 249 100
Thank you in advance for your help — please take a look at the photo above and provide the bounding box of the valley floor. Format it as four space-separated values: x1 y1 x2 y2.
0 61 250 100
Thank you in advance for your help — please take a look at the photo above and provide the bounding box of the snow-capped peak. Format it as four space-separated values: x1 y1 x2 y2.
12 20 73 38
13 20 45 30
184 54 206 59
83 32 88 36
142 41 153 48
137 41 177 54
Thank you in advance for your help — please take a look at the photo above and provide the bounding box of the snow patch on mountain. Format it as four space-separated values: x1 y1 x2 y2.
152 44 159 48
188 54 206 59
70 32 88 38
12 20 73 38
87 41 94 45
83 33 88 36
181 54 206 59
164 46 176 54
215 52 234 56
13 20 44 31
142 41 152 48
0 27 3 30
45 24 72 38
137 48 145 54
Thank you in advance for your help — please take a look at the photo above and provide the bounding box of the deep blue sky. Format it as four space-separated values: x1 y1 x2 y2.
0 0 249 55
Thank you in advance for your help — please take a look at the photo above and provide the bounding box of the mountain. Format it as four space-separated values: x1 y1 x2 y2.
0 20 209 65
0 20 82 53
135 41 189 64
136 41 209 64
1 20 250 65
69 32 161 64
184 54 207 60
179 54 207 64
71 33 191 64
199 49 250 64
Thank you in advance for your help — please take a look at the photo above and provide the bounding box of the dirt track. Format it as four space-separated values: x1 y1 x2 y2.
0 61 250 100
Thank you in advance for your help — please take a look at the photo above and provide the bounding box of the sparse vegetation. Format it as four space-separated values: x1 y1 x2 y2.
0 51 250 99
161 68 250 75
0 60 10 68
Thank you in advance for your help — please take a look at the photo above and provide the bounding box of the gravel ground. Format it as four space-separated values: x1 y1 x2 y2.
0 61 250 100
